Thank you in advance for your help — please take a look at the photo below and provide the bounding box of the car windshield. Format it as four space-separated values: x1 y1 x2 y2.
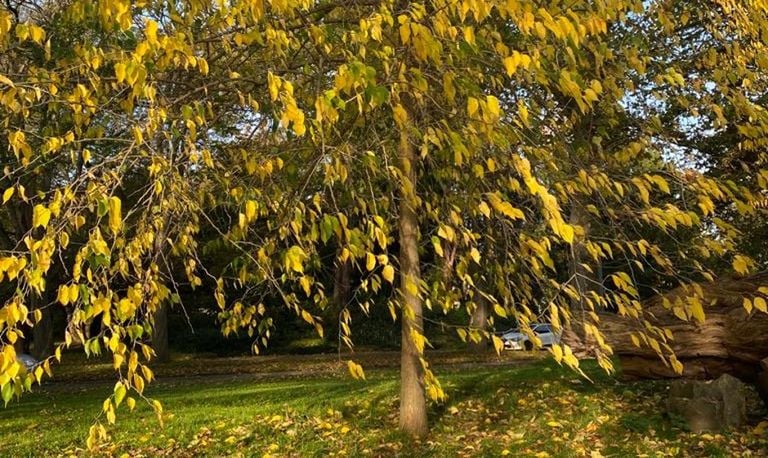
533 324 551 333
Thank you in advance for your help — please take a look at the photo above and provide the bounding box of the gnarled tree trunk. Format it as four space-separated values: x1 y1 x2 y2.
600 273 768 381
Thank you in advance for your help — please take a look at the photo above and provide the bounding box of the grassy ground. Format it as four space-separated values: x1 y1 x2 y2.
1 355 768 457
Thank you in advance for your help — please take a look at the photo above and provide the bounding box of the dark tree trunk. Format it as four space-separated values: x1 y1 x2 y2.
326 256 352 344
332 258 352 310
397 125 428 438
31 288 54 359
151 217 171 363
12 334 26 355
152 302 170 363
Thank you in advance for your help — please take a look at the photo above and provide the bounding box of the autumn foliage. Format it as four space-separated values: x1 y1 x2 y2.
0 0 767 441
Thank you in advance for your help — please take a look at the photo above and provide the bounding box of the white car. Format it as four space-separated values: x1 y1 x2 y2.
17 354 40 371
501 323 560 351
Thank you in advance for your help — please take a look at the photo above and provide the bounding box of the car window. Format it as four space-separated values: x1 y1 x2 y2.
534 324 551 333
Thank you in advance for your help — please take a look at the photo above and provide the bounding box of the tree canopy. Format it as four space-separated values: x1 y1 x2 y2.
0 0 767 441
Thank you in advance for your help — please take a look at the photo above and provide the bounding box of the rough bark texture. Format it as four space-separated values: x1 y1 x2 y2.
596 273 768 381
397 127 428 438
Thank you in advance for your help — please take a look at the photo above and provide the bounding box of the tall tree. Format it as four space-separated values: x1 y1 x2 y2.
2 0 768 444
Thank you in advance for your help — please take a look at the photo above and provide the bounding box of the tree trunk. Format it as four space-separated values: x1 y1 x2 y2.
327 256 352 345
469 293 489 353
563 203 602 357
152 302 170 363
602 273 768 381
31 289 54 359
151 214 171 363
332 257 352 310
12 333 26 355
397 124 428 438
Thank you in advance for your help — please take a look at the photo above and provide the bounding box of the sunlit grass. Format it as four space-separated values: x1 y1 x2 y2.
1 358 766 456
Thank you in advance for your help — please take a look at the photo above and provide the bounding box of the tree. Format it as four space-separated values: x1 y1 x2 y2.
2 0 768 445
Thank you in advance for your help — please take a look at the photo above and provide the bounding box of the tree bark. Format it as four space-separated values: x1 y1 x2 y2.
151 216 172 363
12 333 26 355
327 255 352 344
332 257 352 310
563 203 602 357
469 293 489 353
397 124 428 438
31 288 54 359
152 302 170 363
601 273 768 381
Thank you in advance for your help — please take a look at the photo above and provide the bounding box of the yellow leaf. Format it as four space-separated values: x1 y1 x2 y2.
688 297 705 323
0 74 14 87
551 344 563 362
670 357 684 375
382 265 395 283
267 72 280 101
2 187 13 204
32 204 51 228
114 62 127 83
393 104 408 126
68 284 80 303
755 297 767 313
245 200 257 221
491 335 504 354
486 95 501 120
285 246 306 273
488 193 525 220
467 97 479 117
114 382 127 406
733 255 750 275
744 297 753 313
478 201 491 217
365 252 376 271
463 26 475 45
57 285 70 305
347 360 366 380
145 19 158 44
29 25 45 44
552 219 574 244
399 22 410 44
108 196 122 235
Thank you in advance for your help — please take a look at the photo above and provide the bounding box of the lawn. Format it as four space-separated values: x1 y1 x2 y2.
1 356 767 457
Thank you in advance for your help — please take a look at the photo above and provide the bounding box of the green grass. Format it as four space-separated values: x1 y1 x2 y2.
1 358 767 457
